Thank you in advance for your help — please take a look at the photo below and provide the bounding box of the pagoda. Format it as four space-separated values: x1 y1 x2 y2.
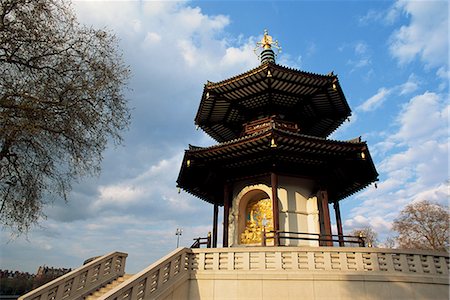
177 30 378 248
19 31 448 300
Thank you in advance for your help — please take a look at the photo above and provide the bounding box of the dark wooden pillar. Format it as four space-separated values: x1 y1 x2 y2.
212 203 219 248
271 172 280 246
223 184 230 247
333 201 344 246
318 190 332 246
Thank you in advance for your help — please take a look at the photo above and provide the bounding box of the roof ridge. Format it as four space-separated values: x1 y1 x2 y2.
187 127 367 153
187 128 272 152
274 128 367 145
204 62 337 90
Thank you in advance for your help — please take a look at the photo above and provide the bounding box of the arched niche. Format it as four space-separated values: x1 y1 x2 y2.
237 189 272 245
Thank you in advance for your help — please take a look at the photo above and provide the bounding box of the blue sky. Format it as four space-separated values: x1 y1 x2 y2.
1 0 448 274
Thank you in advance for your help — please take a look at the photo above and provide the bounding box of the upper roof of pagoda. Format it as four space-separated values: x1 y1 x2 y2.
195 62 351 143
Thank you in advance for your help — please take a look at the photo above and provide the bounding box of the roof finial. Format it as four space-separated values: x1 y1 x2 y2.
254 29 281 64
257 29 279 50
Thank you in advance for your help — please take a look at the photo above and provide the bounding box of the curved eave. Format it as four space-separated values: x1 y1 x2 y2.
187 128 370 154
204 62 336 89
177 129 378 203
176 150 221 204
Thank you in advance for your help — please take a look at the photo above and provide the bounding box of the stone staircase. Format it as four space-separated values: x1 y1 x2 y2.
19 251 129 300
85 274 133 300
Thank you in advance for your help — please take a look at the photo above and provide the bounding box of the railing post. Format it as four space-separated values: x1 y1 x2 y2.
333 201 345 246
271 173 280 246
39 293 48 300
212 204 219 248
262 227 266 246
207 232 212 248
317 190 332 246
275 230 280 246
358 233 365 247
223 183 231 247
54 284 64 299
157 263 166 290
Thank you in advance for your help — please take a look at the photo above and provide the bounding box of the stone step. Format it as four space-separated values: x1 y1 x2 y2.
85 274 134 300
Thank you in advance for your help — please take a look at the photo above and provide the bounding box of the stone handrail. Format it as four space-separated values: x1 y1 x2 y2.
190 247 449 276
19 251 127 300
21 247 447 299
98 248 189 300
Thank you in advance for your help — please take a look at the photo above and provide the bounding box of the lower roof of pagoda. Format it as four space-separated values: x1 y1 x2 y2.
176 128 378 205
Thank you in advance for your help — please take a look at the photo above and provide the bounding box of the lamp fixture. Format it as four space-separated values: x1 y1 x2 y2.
270 138 277 148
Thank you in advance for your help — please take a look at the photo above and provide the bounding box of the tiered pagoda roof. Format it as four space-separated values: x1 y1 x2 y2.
177 31 378 205
195 63 351 142
177 122 378 205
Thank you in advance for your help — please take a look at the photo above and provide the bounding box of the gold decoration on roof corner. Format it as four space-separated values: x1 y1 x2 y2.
254 29 282 58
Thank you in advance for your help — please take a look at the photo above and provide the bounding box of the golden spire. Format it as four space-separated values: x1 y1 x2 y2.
257 29 279 50
254 29 281 62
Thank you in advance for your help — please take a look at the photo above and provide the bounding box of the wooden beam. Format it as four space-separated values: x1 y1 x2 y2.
271 172 280 246
212 203 219 248
223 183 231 247
318 190 333 246
333 201 344 246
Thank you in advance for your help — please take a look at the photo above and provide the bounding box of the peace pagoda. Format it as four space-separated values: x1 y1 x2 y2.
177 30 378 249
20 31 449 300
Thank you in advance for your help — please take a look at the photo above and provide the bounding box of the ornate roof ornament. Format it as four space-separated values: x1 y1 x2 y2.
254 29 281 64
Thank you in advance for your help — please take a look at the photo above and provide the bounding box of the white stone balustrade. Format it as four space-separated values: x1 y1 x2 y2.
19 247 449 300
98 248 189 300
186 247 449 300
189 247 449 275
19 251 127 300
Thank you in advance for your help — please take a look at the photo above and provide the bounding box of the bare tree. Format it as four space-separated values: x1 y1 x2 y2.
380 236 396 249
0 0 130 233
392 200 449 252
350 226 378 247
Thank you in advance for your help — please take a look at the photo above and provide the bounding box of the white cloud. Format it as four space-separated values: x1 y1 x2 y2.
43 1 247 229
437 67 450 80
358 2 402 26
392 92 448 144
97 185 145 207
346 41 372 73
398 74 419 95
357 87 392 112
344 215 391 233
411 182 449 204
359 9 383 25
436 67 450 91
389 1 449 68
357 75 421 112
384 2 403 24
74 1 254 80
371 140 396 157
92 153 184 209
306 41 317 57
347 91 449 238
131 19 142 33
141 1 181 18
144 32 161 44
354 41 368 55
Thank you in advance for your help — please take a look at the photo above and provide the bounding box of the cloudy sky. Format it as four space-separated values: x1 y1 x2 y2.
1 0 448 274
